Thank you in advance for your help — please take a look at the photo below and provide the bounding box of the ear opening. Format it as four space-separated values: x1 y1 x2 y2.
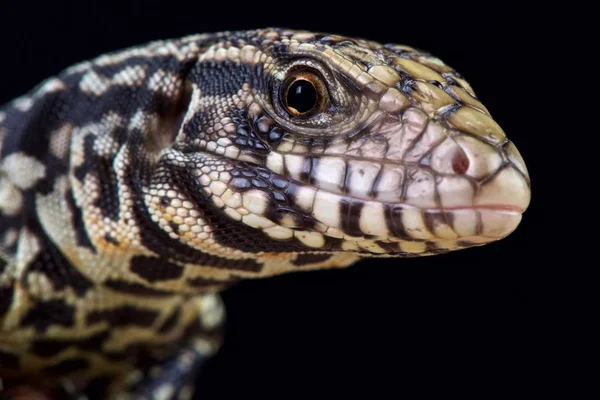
145 80 193 156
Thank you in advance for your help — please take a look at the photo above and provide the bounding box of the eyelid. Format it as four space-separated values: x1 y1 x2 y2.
281 58 335 87
262 57 366 138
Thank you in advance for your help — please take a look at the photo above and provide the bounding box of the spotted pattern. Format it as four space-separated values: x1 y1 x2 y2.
0 28 530 398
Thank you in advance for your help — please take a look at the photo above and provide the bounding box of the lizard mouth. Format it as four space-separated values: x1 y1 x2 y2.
174 148 529 256
434 204 524 213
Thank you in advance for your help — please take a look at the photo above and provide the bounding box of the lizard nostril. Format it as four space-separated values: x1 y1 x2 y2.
452 148 469 175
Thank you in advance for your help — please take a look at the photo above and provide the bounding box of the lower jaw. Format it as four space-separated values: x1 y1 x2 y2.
321 208 523 256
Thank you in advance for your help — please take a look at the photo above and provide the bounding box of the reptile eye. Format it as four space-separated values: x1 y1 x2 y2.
282 71 328 118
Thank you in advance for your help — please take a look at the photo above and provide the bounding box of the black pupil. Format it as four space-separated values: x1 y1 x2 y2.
287 79 317 114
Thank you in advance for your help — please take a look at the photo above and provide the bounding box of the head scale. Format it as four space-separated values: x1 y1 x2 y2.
144 28 531 277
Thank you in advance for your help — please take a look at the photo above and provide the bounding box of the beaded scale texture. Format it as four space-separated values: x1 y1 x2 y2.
0 28 531 398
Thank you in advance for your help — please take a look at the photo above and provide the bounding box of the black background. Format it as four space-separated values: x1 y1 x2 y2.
0 1 557 397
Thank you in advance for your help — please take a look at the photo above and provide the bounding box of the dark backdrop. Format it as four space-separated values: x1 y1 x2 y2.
1 1 554 397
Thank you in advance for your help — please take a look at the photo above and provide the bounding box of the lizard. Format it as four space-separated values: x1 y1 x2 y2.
0 28 531 399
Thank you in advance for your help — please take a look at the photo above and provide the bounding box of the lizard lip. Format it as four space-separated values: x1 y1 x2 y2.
428 204 525 214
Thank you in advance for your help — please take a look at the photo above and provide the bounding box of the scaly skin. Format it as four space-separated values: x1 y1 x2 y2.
0 28 531 398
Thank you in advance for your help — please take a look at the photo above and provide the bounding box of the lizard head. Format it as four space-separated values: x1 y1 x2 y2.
145 28 530 275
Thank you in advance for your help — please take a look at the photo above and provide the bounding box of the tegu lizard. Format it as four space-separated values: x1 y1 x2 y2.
0 28 531 399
